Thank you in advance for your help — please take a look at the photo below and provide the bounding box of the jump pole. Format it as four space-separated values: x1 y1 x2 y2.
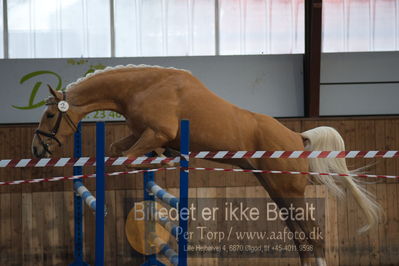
143 151 164 266
95 122 105 266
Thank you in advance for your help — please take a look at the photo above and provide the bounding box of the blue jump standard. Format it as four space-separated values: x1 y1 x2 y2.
178 120 190 266
70 122 89 266
142 120 190 266
95 122 105 266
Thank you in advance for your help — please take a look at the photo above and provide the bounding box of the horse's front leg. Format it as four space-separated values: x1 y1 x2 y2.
122 127 177 169
110 134 139 156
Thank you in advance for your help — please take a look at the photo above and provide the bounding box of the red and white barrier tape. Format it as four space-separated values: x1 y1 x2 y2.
186 167 399 179
1 150 398 168
0 167 177 186
0 156 179 168
1 166 398 186
190 150 399 159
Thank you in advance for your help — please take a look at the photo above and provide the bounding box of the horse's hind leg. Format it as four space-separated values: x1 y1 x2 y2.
283 197 326 266
254 170 326 266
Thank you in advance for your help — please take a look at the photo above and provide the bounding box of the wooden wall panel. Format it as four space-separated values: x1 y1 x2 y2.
0 185 396 265
0 117 398 265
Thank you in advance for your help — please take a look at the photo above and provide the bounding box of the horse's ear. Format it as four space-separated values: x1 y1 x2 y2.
48 85 62 100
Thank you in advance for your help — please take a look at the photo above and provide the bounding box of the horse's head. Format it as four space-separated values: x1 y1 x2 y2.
32 86 79 158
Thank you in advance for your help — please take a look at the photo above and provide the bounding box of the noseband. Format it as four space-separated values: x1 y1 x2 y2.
35 91 77 155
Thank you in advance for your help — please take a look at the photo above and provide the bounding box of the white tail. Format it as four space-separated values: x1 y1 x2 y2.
301 126 381 232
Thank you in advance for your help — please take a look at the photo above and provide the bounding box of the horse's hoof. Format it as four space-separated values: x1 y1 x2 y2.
109 144 123 157
161 160 176 168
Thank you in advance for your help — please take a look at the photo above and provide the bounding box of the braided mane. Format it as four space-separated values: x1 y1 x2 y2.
66 64 190 91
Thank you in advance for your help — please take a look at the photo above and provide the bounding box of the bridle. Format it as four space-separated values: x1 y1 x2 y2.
35 91 77 155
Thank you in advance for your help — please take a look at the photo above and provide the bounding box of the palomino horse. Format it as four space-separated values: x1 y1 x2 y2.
32 65 380 266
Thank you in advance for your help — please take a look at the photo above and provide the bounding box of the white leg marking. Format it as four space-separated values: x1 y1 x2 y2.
316 257 327 266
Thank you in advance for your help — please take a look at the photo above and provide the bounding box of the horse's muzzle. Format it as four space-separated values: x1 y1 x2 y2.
32 135 51 158
32 144 48 158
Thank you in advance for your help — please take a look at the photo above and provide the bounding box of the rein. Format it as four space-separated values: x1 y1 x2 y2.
35 91 77 155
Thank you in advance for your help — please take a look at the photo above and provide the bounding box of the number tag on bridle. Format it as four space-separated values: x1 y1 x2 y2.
58 101 69 112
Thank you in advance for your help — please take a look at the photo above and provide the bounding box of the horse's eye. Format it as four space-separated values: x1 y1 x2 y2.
47 113 55 119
